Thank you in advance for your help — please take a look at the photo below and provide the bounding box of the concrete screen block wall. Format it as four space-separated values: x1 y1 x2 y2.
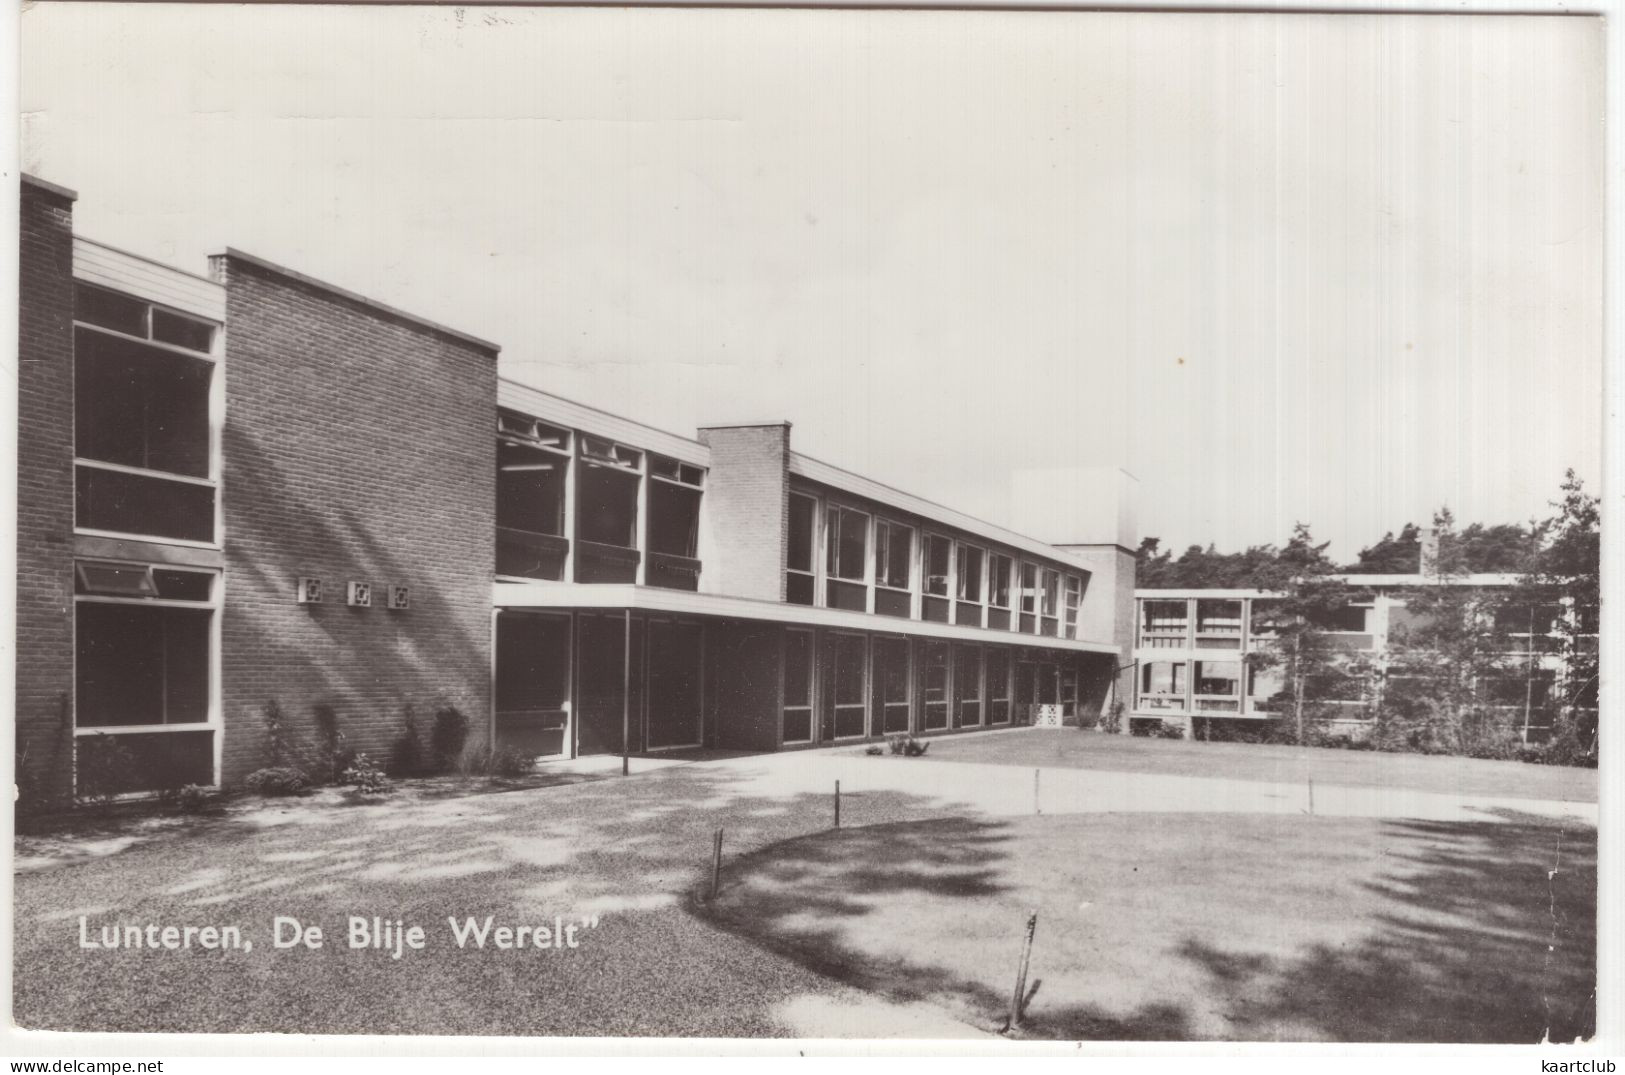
15 177 80 807
210 251 499 783
695 423 791 602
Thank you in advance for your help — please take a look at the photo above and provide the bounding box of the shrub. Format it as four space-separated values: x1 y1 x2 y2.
388 705 424 777
430 706 471 772
1155 721 1186 740
343 753 391 795
312 704 352 784
864 745 884 756
261 699 297 768
158 783 214 815
244 766 310 797
485 746 537 778
887 734 930 757
77 733 138 808
1098 701 1125 735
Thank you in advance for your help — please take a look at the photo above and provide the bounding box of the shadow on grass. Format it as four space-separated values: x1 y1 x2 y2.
1178 811 1596 1043
698 809 1596 1043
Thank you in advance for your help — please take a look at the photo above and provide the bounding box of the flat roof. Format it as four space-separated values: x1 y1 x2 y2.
22 173 78 202
214 247 502 354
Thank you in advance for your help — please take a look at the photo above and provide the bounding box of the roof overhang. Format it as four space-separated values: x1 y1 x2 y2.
493 582 1121 655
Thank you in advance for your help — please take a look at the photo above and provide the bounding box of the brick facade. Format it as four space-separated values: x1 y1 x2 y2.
15 178 80 808
210 252 498 784
695 423 791 602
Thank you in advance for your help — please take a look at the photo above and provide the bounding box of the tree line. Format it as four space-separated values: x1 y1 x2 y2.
1135 472 1599 766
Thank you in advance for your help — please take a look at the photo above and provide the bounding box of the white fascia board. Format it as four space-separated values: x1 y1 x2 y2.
493 581 1121 655
1136 589 1273 600
498 379 710 468
74 238 226 323
788 452 1088 577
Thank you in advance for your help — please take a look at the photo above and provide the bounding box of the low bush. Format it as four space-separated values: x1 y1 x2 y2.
887 734 930 757
158 783 214 814
244 766 310 797
431 706 471 772
77 733 138 809
485 746 537 778
343 753 391 795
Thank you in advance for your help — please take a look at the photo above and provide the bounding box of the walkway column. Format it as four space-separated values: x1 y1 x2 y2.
622 608 631 776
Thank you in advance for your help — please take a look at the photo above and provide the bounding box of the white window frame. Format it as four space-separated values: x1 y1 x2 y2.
73 561 223 791
72 293 224 550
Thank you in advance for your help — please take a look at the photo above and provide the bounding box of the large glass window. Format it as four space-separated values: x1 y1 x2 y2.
496 412 571 580
647 455 704 591
575 436 641 583
873 637 912 734
787 493 817 606
956 545 984 627
987 554 1014 630
74 292 218 544
1140 599 1190 647
74 561 217 794
954 645 983 727
986 649 1011 724
1063 575 1083 639
1138 660 1186 711
921 642 950 730
1039 569 1060 637
1195 599 1243 649
922 535 952 623
1018 563 1039 633
823 633 868 740
874 519 914 618
825 505 869 610
783 630 814 744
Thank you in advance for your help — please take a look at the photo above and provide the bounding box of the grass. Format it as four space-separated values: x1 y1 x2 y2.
910 728 1598 803
702 810 1596 1042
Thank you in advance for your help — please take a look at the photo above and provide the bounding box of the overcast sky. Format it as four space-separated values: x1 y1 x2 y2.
21 6 1603 560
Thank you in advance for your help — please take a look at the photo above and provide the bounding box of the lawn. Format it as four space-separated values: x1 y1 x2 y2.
702 810 1597 1043
911 728 1598 803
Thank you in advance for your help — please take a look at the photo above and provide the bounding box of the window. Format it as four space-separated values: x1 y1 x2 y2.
1138 661 1186 711
575 435 640 583
1039 569 1060 636
496 413 571 580
922 534 952 623
823 634 868 740
825 505 869 610
1019 563 1039 632
1194 661 1241 697
923 535 952 597
1314 605 1369 633
874 519 913 618
954 645 983 727
921 642 950 730
956 545 984 627
74 301 217 543
873 637 912 734
1140 599 1189 647
986 649 1011 724
786 493 817 606
648 454 704 590
783 630 814 743
74 561 217 794
1063 575 1083 639
987 554 1013 629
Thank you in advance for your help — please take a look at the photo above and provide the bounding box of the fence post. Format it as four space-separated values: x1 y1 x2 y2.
1034 769 1041 815
1308 776 1315 816
710 827 724 900
834 780 841 829
1006 911 1039 1031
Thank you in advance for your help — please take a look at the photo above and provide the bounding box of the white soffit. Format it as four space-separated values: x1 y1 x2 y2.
74 237 225 323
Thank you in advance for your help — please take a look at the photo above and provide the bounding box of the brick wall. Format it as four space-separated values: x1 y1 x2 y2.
211 253 498 783
705 620 782 751
15 178 79 807
695 423 790 602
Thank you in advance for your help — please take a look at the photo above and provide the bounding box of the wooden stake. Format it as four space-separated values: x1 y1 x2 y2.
709 827 724 900
1007 911 1039 1031
834 780 841 829
1308 776 1315 816
1034 769 1041 815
